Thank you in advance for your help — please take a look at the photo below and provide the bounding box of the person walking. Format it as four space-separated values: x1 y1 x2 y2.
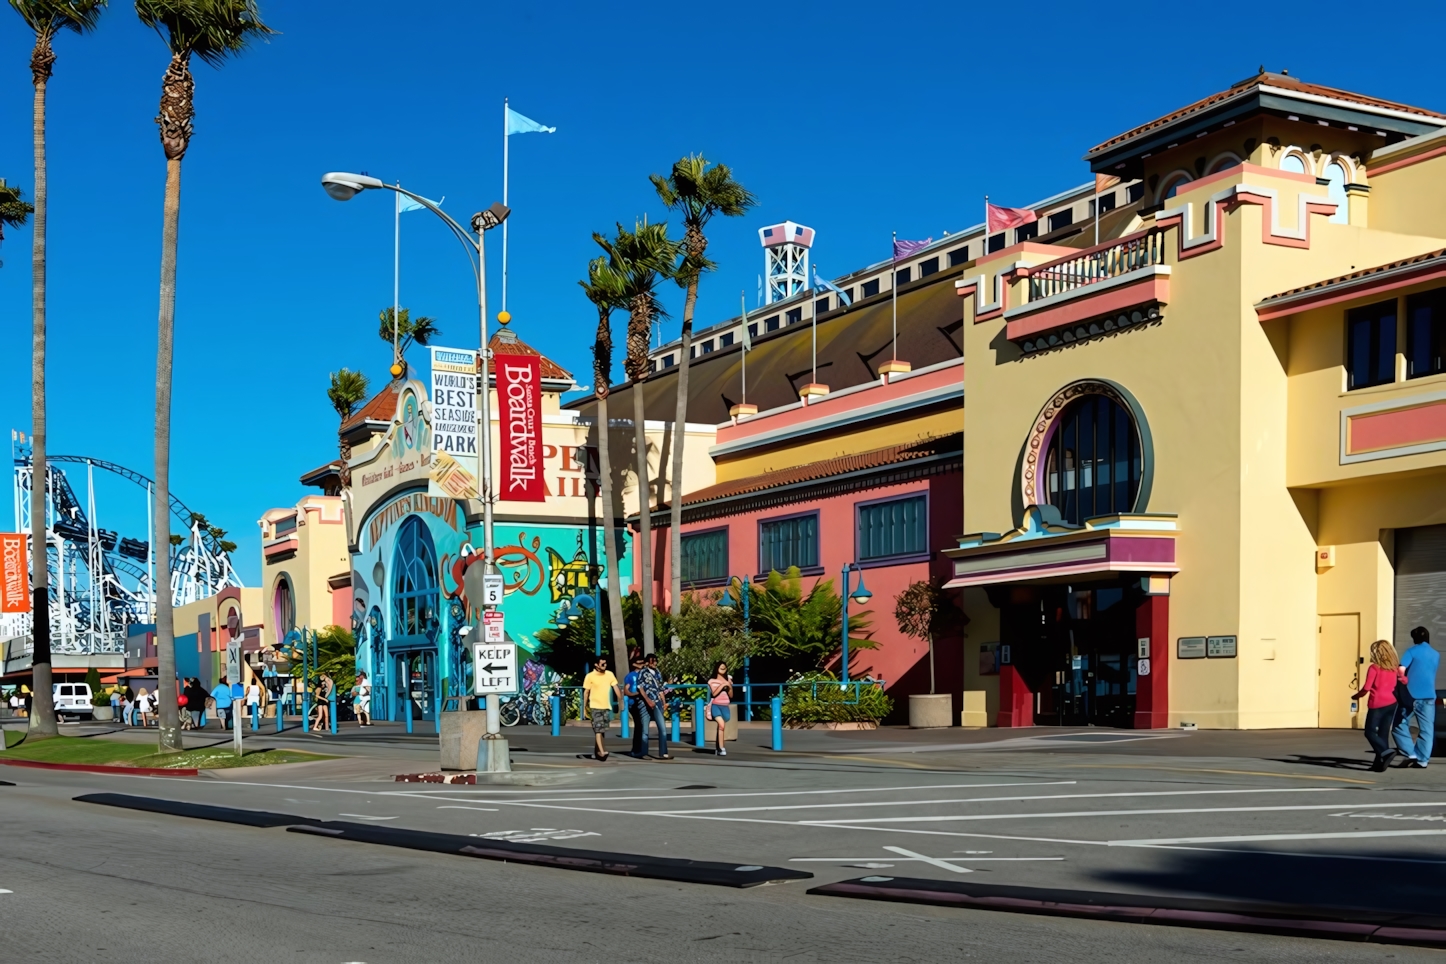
622 654 645 758
352 671 372 727
707 661 734 758
135 687 154 728
109 687 121 724
581 655 621 762
312 673 334 733
245 676 262 727
638 653 671 760
184 678 208 730
122 685 135 726
177 680 193 730
1394 626 1440 768
1353 640 1403 771
211 676 234 729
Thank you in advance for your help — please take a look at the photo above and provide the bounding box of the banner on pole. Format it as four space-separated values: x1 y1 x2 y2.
428 347 480 500
0 533 30 613
496 352 545 502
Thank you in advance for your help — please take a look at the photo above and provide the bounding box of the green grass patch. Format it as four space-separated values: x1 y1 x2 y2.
0 736 335 770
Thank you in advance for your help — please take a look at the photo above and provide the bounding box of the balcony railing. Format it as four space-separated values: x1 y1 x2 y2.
1027 230 1165 301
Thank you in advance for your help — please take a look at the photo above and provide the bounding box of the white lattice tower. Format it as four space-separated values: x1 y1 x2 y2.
759 221 815 304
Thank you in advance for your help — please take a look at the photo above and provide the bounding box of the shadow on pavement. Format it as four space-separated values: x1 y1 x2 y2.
1093 846 1446 916
1274 753 1376 770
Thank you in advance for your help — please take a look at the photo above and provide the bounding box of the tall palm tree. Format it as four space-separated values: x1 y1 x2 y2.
136 0 272 751
578 257 629 672
377 306 439 374
327 367 369 488
595 219 680 655
10 0 106 739
0 180 34 246
651 156 755 618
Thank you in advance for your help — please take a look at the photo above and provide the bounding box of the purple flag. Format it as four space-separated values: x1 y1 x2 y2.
893 237 932 261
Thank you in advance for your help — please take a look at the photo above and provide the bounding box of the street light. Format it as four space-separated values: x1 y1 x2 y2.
321 170 512 769
839 564 871 684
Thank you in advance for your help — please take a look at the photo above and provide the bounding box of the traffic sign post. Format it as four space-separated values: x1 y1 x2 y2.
226 620 243 759
461 562 513 772
472 642 518 696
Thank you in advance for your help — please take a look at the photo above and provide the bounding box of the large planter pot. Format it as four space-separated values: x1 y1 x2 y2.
92 706 114 722
909 693 953 728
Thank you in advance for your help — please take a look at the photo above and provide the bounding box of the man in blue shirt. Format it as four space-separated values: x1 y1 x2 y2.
211 675 235 729
637 653 671 760
622 655 644 758
1394 627 1439 768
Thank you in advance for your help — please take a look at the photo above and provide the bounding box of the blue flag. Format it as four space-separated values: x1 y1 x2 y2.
812 268 853 307
506 106 556 135
398 192 442 213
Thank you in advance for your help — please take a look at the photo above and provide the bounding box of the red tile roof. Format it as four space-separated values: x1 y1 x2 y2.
1088 72 1446 157
490 327 573 381
339 380 403 435
1258 246 1446 306
675 434 962 508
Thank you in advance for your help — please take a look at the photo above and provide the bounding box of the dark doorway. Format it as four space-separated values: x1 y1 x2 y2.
997 578 1142 727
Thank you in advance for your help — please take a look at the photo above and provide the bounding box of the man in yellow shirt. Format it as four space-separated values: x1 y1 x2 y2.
581 655 622 761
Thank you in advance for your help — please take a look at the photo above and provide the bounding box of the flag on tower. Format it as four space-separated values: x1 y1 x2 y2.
505 106 556 135
986 202 1037 234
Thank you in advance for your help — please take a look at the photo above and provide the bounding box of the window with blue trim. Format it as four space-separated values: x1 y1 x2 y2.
759 514 818 573
858 495 927 561
681 529 728 584
392 516 440 642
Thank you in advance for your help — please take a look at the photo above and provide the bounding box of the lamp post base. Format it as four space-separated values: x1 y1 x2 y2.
482 733 511 772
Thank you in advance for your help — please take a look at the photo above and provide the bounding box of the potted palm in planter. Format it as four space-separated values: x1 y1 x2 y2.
895 579 967 728
91 686 114 721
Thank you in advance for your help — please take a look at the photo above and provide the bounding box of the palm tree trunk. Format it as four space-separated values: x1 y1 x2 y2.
152 152 183 751
631 381 655 655
667 276 699 619
594 393 628 671
27 55 57 738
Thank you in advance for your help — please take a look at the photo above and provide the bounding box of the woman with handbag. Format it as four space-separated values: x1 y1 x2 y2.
707 661 734 758
1353 640 1404 771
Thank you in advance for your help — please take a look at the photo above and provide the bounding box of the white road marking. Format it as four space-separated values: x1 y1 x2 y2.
409 780 1078 806
437 805 500 812
803 800 1446 826
0 889 11 894
651 786 1343 816
790 856 1063 863
337 814 398 821
1111 829 1446 846
883 846 974 873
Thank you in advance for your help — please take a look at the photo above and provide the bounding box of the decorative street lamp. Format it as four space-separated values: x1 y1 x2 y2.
839 564 872 684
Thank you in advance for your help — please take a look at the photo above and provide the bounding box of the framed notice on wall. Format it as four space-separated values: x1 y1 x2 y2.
1207 636 1237 658
1177 637 1207 659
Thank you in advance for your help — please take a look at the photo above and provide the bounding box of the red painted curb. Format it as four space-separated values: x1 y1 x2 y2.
0 758 198 777
395 772 476 784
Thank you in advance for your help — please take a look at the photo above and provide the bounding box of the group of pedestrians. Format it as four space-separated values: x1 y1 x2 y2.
579 653 736 762
1353 626 1438 772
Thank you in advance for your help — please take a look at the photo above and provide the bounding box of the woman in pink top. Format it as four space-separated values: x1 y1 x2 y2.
707 661 733 758
1353 640 1403 771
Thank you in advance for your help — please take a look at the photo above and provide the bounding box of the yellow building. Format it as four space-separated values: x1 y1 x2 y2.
946 71 1446 729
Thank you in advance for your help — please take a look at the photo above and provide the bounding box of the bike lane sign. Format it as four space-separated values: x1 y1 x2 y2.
473 642 518 696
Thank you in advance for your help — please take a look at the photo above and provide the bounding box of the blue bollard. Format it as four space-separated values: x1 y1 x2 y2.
275 696 283 732
302 691 311 734
771 695 783 751
405 693 413 734
670 706 680 744
694 697 706 749
331 692 338 735
620 697 631 740
550 694 561 737
251 704 258 731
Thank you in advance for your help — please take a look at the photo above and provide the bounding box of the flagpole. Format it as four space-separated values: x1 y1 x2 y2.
502 97 510 313
740 290 748 406
393 184 401 368
890 233 898 363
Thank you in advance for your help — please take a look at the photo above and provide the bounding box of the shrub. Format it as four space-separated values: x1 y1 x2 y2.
782 671 892 726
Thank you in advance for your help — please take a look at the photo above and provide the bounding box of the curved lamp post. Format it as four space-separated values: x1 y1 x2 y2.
839 564 872 683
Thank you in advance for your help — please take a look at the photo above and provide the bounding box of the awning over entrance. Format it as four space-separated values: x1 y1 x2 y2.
942 505 1178 589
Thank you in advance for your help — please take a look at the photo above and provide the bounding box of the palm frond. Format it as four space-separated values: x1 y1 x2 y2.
10 0 107 35
327 367 370 421
0 181 33 242
134 0 273 66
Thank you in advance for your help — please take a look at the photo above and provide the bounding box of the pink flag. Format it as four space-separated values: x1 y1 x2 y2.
986 202 1037 235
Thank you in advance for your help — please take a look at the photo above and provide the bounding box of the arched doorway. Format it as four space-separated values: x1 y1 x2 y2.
390 516 441 723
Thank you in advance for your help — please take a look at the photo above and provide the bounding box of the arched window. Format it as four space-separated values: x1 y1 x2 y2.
1325 160 1349 224
392 516 440 644
1045 394 1142 525
1281 152 1308 176
272 575 295 644
1159 173 1192 202
1208 153 1242 174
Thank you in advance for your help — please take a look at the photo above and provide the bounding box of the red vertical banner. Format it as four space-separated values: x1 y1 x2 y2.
496 353 545 502
0 533 30 613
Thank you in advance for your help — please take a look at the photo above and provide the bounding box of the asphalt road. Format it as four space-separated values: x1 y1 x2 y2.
2 723 1444 962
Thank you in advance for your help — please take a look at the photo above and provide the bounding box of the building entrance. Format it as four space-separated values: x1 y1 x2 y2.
999 579 1142 727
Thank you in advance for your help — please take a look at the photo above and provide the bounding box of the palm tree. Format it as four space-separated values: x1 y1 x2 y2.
378 306 439 374
0 180 34 247
136 0 272 751
11 0 106 740
327 368 369 487
595 219 680 655
651 156 755 618
578 256 630 672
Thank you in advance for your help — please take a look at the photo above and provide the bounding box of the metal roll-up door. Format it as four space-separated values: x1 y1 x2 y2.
1395 523 1446 691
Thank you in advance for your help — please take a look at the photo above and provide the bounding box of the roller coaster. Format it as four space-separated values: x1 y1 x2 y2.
6 430 244 656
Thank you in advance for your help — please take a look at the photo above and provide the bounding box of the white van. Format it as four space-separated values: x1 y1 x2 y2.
53 682 94 718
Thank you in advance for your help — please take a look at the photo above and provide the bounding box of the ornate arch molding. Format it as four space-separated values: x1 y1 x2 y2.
1020 378 1155 512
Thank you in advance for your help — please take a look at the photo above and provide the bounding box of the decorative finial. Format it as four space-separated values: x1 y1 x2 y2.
389 362 404 378
497 310 512 326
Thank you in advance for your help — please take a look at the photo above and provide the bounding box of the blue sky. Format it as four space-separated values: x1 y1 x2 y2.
4 0 1446 583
